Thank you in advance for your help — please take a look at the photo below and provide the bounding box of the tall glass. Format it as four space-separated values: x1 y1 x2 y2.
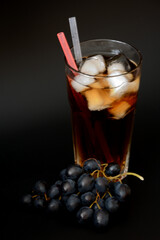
65 39 142 173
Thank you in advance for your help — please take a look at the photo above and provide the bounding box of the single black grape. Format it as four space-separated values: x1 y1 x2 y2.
83 159 101 173
33 180 47 194
66 194 81 212
61 179 76 196
21 194 32 206
76 207 93 224
92 198 105 211
93 209 109 228
66 164 83 180
59 168 67 181
48 185 60 199
81 192 96 206
95 177 108 195
48 199 61 212
105 163 120 176
114 183 131 202
77 173 95 193
34 196 46 209
105 196 120 213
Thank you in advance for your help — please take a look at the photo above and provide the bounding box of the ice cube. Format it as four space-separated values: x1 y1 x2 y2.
107 71 128 87
110 84 128 99
108 101 131 119
80 59 99 75
107 54 131 74
91 55 106 73
111 74 140 96
74 74 95 85
80 55 106 75
83 89 104 111
108 62 125 73
83 89 115 111
107 71 129 98
126 75 140 93
71 80 89 92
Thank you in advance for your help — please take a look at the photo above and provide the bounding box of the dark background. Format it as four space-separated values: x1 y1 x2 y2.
1 0 160 239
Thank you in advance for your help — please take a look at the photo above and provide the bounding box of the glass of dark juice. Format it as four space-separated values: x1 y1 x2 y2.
65 39 142 173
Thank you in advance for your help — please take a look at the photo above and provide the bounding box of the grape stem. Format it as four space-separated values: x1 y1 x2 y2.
89 192 101 210
44 193 50 201
103 172 144 181
102 190 112 199
108 191 112 197
91 169 104 177
32 194 38 199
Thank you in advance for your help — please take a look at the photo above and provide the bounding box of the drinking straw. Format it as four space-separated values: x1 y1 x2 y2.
69 17 82 65
57 32 78 71
57 31 87 108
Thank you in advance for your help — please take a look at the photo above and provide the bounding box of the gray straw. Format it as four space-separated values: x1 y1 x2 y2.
69 17 82 65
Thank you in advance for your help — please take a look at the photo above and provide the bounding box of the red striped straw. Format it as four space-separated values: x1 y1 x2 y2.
57 32 78 71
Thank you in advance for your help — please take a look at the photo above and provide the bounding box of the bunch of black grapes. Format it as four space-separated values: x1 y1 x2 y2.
21 159 132 229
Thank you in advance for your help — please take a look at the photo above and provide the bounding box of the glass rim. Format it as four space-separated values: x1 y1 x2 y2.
65 38 142 79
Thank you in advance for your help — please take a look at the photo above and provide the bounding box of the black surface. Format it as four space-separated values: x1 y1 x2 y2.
1 0 160 239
